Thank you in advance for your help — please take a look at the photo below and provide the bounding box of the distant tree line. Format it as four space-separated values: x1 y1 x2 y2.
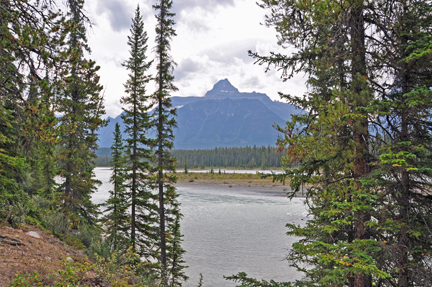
95 145 288 169
172 146 287 169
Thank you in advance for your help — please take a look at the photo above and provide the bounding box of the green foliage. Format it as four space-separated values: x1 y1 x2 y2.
172 146 285 169
55 0 106 225
0 107 28 204
1 0 186 285
166 207 189 285
184 155 188 174
97 145 286 169
43 211 70 236
0 200 29 227
8 261 93 287
225 272 302 287
251 0 432 286
120 5 159 268
8 255 158 287
94 246 158 286
153 0 187 284
196 273 204 287
8 271 43 287
101 123 130 251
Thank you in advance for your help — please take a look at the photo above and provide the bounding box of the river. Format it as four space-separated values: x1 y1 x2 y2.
92 167 306 286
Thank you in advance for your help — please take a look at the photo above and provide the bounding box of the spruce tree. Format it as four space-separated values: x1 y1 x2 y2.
101 123 129 250
153 0 187 283
245 0 432 286
365 1 432 285
0 0 63 207
120 5 157 262
56 0 106 224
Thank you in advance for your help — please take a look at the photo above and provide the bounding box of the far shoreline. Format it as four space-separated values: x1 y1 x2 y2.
175 178 307 198
93 167 306 197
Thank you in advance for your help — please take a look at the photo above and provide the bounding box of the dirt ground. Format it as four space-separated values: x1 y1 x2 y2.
0 225 94 286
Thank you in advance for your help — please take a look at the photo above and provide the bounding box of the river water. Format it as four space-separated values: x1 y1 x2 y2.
92 168 306 286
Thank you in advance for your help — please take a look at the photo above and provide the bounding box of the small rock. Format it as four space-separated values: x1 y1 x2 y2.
26 231 41 239
66 257 74 262
85 270 96 278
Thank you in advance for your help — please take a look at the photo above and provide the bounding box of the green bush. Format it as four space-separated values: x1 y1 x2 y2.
88 238 115 259
8 271 43 286
30 195 52 210
43 211 70 235
0 201 29 226
75 224 100 249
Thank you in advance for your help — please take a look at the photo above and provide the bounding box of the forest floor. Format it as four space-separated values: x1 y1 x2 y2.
0 224 101 287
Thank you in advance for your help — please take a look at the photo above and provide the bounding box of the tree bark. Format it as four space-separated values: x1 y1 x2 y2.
158 0 167 275
350 2 371 286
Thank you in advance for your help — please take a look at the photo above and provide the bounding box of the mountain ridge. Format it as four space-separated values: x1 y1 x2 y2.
97 79 300 149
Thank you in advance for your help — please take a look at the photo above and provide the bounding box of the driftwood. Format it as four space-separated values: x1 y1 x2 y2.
0 234 25 246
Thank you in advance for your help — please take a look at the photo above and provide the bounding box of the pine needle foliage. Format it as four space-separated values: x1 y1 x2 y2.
241 1 432 286
56 0 106 225
120 5 159 266
0 0 64 209
153 0 187 284
101 123 129 251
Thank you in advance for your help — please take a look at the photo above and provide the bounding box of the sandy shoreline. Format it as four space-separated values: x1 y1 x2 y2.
175 180 307 197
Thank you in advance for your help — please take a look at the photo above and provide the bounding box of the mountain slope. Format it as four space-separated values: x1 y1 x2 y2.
174 98 284 149
172 78 299 121
98 79 300 149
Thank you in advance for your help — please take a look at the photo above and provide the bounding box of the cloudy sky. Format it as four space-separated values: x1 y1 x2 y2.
83 0 307 117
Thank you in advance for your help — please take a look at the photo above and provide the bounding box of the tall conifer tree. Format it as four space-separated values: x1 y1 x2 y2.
366 1 432 285
101 123 129 250
243 0 432 286
121 5 158 261
0 0 63 206
56 0 106 224
153 0 187 283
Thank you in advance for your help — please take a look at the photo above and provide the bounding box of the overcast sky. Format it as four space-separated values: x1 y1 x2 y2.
83 0 307 117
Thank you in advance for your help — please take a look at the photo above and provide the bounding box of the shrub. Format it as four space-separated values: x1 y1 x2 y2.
30 195 51 210
75 224 100 249
88 238 115 259
0 201 29 227
43 211 70 236
8 271 43 286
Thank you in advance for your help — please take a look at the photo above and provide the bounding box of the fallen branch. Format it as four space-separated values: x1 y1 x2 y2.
0 234 25 246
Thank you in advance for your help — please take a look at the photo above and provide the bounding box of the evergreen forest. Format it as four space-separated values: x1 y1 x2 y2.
1 0 186 285
95 146 287 169
1 0 432 287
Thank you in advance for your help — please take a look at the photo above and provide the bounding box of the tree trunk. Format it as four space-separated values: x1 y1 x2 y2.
397 32 410 287
158 1 167 275
350 2 371 286
131 95 137 249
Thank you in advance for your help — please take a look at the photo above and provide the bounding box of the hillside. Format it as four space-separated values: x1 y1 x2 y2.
0 225 98 286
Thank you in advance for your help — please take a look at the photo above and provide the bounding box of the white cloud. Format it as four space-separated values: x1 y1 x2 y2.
83 0 306 117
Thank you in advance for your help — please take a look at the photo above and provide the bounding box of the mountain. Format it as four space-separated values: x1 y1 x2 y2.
171 79 298 122
97 79 301 149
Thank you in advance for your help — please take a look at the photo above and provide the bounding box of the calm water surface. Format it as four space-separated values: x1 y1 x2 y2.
92 168 307 286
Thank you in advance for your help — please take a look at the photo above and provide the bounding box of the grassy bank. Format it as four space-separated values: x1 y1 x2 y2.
175 171 285 185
